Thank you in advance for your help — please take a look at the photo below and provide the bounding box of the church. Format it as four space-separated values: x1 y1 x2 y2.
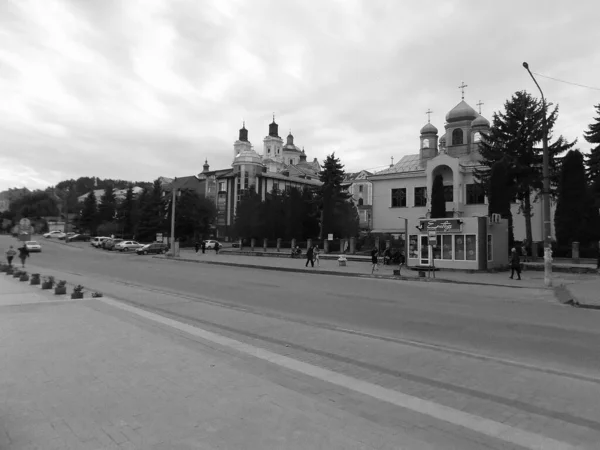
369 90 553 269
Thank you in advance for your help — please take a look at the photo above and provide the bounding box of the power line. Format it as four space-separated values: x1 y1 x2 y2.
532 72 600 91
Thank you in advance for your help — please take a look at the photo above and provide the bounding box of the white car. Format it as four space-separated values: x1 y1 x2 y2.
204 240 221 249
25 241 42 252
43 231 64 238
91 237 110 247
114 240 144 252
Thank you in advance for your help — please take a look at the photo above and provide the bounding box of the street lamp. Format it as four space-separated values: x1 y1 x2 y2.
523 62 552 287
398 216 409 269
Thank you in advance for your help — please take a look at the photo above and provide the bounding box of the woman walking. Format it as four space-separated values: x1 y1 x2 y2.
305 245 314 268
510 247 521 280
371 247 379 274
313 245 320 267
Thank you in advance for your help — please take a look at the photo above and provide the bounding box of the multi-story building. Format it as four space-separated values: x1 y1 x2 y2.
342 171 373 230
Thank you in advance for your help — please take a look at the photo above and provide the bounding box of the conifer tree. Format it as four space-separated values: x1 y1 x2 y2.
80 191 98 234
430 174 446 218
584 103 600 182
98 182 117 224
317 154 353 240
487 159 514 248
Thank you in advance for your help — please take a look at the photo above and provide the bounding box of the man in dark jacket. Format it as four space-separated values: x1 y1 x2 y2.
305 245 314 267
195 241 200 253
510 247 521 280
18 244 29 268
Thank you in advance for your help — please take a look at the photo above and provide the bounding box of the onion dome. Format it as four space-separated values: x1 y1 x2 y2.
238 122 248 141
420 122 438 135
268 114 279 137
471 114 490 128
233 148 262 165
445 100 477 123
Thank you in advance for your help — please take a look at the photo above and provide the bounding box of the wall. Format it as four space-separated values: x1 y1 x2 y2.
371 174 428 232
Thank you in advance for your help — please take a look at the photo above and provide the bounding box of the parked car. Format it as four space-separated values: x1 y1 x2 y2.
114 240 144 252
91 237 110 247
66 234 91 242
204 240 221 249
136 242 169 255
104 238 123 251
43 231 64 238
58 232 76 240
24 241 42 252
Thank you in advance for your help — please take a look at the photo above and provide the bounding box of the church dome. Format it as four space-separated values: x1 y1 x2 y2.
233 148 262 166
471 114 490 128
445 100 477 123
420 122 438 135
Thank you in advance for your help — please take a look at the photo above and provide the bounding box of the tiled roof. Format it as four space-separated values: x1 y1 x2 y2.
374 154 425 175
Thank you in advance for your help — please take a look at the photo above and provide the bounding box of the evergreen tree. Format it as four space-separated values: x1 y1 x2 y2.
163 189 217 241
474 90 575 246
487 159 514 248
584 103 600 182
118 185 136 238
261 189 286 240
430 174 446 218
136 179 164 242
80 191 98 234
98 183 117 223
554 150 589 246
317 154 353 239
234 190 263 239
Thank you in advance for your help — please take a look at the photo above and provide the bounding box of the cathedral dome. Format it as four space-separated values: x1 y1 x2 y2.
445 100 477 123
420 122 438 135
233 148 262 166
471 114 490 128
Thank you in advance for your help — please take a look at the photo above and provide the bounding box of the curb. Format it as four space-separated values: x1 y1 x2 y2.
553 283 600 310
156 256 538 289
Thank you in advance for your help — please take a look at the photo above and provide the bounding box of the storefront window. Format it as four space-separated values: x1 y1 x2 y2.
466 234 477 260
454 235 465 260
409 235 418 258
442 235 453 259
432 235 441 260
487 235 493 261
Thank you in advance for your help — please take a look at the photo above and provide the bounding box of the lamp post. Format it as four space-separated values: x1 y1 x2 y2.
523 62 552 287
170 180 179 257
64 188 70 245
398 216 409 269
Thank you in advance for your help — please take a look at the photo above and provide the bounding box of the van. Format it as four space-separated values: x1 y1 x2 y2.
90 237 109 248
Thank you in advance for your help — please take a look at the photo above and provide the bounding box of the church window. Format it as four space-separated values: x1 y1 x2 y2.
473 132 481 143
452 128 464 145
391 188 406 207
290 159 293 164
244 171 249 190
422 139 429 149
466 183 485 204
218 182 226 192
359 185 363 193
414 187 427 206
443 185 453 202
358 198 364 206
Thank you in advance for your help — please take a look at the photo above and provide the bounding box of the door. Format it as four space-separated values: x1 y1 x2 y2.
420 235 430 266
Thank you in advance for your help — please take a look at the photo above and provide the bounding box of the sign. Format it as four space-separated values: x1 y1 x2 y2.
327 233 333 241
428 230 437 238
419 219 462 233
156 233 163 242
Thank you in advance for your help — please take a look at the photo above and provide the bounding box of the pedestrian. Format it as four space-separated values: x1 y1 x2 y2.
201 240 206 254
521 241 528 263
305 245 314 268
5 245 16 267
313 245 320 267
510 247 521 280
398 251 406 275
371 247 379 274
18 244 29 268
195 241 200 253
214 242 220 254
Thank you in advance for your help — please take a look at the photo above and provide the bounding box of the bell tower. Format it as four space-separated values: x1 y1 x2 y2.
263 113 283 161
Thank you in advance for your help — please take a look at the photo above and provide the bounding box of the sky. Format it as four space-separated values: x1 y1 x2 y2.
1 0 599 191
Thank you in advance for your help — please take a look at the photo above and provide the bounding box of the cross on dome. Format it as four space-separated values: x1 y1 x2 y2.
426 109 433 123
476 100 484 114
458 81 468 100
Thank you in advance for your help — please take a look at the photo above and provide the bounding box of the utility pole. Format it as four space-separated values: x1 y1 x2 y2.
523 62 552 287
170 180 177 257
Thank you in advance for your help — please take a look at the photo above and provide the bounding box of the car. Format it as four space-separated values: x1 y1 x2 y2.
136 242 169 255
66 234 91 242
91 237 110 247
104 238 123 251
43 231 64 238
25 241 42 252
204 240 221 249
58 232 76 240
114 240 144 252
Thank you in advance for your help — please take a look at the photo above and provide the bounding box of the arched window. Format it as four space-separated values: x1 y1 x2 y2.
422 139 429 149
358 198 364 206
452 128 463 145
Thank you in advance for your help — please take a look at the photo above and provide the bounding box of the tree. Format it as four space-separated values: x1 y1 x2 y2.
430 174 446 218
317 154 354 239
487 159 514 248
554 150 591 247
9 191 59 219
234 189 263 239
166 189 216 241
98 183 117 223
118 185 137 238
136 179 164 242
584 103 600 182
475 90 575 246
79 191 98 234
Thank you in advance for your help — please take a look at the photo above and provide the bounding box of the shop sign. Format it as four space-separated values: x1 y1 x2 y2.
420 219 462 233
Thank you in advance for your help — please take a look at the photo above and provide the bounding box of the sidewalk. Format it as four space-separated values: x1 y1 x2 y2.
0 273 436 450
165 248 598 290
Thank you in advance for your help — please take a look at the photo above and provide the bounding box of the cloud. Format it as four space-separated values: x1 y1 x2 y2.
0 0 599 191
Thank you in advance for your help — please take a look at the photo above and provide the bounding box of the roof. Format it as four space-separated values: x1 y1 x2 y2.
344 170 373 182
374 154 425 175
261 172 322 186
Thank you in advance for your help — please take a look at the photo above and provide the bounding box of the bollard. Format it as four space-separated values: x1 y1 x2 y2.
276 238 281 252
350 237 356 254
572 241 580 264
263 238 268 252
250 238 255 252
340 239 346 254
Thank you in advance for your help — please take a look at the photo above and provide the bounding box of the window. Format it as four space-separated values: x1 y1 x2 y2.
290 159 293 164
422 138 429 149
487 235 493 261
466 234 477 260
442 235 453 260
466 183 485 204
272 182 279 191
414 187 427 207
454 235 465 260
244 172 249 190
443 185 453 202
409 235 419 259
267 147 271 153
432 235 441 260
452 128 463 145
391 188 406 207
358 198 364 206
218 182 226 192
359 185 363 193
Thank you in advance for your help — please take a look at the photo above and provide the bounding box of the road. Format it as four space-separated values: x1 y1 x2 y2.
5 235 600 449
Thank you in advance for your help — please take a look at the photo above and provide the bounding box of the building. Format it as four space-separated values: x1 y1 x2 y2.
342 171 373 230
368 96 550 268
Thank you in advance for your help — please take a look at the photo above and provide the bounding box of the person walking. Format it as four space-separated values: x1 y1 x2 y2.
305 245 314 268
313 245 320 267
18 244 29 268
371 247 379 274
510 247 521 280
5 245 16 267
201 240 206 254
194 241 200 253
214 242 220 254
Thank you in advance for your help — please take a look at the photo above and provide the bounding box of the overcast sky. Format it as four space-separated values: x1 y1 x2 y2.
1 0 599 191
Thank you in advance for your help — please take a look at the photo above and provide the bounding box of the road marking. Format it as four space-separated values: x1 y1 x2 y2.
101 296 586 450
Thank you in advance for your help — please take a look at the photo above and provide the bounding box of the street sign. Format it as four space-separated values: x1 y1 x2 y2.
428 230 437 238
327 233 333 241
156 233 163 242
